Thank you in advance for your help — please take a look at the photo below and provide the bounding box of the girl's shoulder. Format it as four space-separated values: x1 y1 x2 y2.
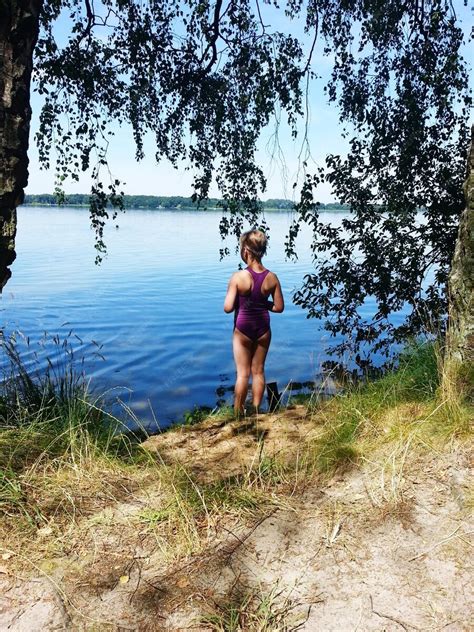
230 269 252 285
261 270 279 289
264 269 278 281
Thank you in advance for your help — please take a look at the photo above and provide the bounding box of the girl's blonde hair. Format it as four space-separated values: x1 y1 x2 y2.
240 230 267 260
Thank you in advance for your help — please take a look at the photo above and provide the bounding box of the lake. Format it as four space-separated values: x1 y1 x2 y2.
0 206 380 429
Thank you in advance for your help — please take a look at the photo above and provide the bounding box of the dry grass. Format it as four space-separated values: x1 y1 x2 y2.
1 339 472 608
200 582 312 631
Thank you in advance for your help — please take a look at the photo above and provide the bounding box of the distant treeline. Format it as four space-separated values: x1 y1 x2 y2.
23 193 350 211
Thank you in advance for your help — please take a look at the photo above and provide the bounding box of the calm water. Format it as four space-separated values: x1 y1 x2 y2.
0 207 379 428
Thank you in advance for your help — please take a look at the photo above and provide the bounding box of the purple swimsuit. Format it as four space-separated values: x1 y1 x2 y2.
234 267 271 341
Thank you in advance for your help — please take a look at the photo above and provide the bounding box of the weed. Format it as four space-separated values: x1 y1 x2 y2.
183 405 213 425
201 584 308 631
314 415 360 472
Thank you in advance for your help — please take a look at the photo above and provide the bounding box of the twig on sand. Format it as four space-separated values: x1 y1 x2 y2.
1 547 73 628
44 575 73 629
407 525 473 562
146 508 279 589
221 507 280 559
370 595 419 631
293 603 313 631
220 525 247 547
129 559 142 604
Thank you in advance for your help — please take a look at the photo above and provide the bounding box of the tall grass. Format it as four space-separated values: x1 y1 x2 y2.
0 333 470 577
0 333 290 568
0 332 149 527
308 340 472 473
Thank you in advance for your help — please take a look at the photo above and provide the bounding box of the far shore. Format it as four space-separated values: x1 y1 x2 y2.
21 203 350 212
21 194 351 213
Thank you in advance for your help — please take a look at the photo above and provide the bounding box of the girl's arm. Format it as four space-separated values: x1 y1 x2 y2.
224 274 238 313
267 275 284 313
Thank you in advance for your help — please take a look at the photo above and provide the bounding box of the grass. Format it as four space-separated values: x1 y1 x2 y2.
0 333 471 592
0 333 156 567
0 333 293 570
201 584 309 631
136 466 265 559
306 340 472 474
182 404 214 425
133 449 296 562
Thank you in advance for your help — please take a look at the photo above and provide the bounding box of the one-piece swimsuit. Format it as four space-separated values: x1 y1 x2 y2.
234 267 271 341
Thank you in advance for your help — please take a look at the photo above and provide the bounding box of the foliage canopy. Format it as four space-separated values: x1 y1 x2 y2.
33 0 471 365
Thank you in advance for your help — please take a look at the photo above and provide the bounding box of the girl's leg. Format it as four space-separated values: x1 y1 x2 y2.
251 329 271 408
232 329 254 414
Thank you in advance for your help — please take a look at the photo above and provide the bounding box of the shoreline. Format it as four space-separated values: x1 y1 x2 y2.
20 203 350 213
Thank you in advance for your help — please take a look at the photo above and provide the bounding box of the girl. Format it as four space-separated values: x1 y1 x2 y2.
224 230 284 414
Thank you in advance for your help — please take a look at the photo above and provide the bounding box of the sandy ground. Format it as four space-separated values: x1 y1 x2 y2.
0 407 472 631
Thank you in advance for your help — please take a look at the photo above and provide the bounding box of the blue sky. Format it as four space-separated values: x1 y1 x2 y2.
25 2 473 202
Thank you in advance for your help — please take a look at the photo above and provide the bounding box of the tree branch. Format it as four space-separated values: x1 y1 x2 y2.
201 0 225 75
303 14 319 75
83 0 94 37
255 0 269 35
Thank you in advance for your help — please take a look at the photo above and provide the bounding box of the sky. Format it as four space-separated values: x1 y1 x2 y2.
25 1 473 203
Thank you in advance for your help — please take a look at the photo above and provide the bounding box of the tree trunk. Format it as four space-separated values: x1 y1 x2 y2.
445 125 474 391
0 0 42 290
